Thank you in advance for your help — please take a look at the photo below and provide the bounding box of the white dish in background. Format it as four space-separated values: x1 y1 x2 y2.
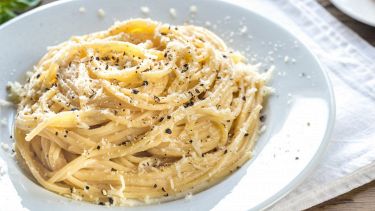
0 0 335 210
331 0 375 27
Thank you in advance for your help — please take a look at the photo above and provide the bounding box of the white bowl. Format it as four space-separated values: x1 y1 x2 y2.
0 0 335 210
331 0 375 27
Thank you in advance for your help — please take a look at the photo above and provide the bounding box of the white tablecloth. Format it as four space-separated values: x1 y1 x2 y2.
232 0 375 210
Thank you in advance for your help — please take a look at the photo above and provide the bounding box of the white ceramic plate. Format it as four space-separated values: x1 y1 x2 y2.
0 0 335 210
331 0 375 27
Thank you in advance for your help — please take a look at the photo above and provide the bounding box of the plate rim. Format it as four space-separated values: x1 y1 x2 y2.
220 1 336 209
0 0 336 210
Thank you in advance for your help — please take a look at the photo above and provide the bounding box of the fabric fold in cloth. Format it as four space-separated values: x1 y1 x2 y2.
232 0 375 210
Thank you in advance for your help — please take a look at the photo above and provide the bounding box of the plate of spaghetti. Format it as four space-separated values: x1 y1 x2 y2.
0 0 335 210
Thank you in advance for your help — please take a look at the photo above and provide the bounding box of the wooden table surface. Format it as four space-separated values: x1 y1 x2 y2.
38 0 374 210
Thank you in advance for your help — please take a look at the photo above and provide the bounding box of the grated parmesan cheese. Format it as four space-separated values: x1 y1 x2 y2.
185 192 193 200
189 5 197 13
107 175 125 199
79 6 86 13
169 8 177 18
259 125 267 134
239 25 247 34
0 118 6 126
284 56 289 63
1 143 9 152
6 81 23 103
98 8 106 17
140 6 150 15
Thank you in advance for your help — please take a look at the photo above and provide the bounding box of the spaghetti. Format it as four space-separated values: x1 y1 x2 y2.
13 19 271 206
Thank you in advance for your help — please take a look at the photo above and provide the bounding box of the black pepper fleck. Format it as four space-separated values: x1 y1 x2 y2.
108 197 114 205
165 128 172 134
198 93 205 100
154 96 161 103
183 100 194 108
181 64 189 73
132 89 139 94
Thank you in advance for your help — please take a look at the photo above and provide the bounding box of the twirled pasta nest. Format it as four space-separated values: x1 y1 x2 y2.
13 19 270 206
